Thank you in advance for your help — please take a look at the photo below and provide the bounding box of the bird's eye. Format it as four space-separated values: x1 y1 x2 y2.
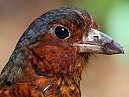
54 25 71 39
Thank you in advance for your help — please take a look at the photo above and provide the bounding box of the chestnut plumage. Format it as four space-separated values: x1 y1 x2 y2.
0 7 123 97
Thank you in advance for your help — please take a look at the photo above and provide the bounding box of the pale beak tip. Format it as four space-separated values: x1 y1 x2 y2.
104 41 124 55
98 31 124 55
112 41 124 54
119 47 124 54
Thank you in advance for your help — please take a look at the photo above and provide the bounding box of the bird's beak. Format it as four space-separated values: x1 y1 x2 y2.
73 28 124 55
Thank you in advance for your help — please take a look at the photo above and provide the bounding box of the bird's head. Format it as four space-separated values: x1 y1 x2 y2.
22 7 123 77
2 7 124 81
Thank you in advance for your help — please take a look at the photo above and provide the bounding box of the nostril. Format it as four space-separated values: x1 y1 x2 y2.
93 36 99 41
93 36 99 39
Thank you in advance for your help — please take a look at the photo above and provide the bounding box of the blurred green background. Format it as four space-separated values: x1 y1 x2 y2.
0 0 128 97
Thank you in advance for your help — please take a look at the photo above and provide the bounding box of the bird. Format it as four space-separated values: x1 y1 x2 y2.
0 7 124 97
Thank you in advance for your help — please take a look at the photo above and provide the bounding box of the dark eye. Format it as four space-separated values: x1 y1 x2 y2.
54 25 71 39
